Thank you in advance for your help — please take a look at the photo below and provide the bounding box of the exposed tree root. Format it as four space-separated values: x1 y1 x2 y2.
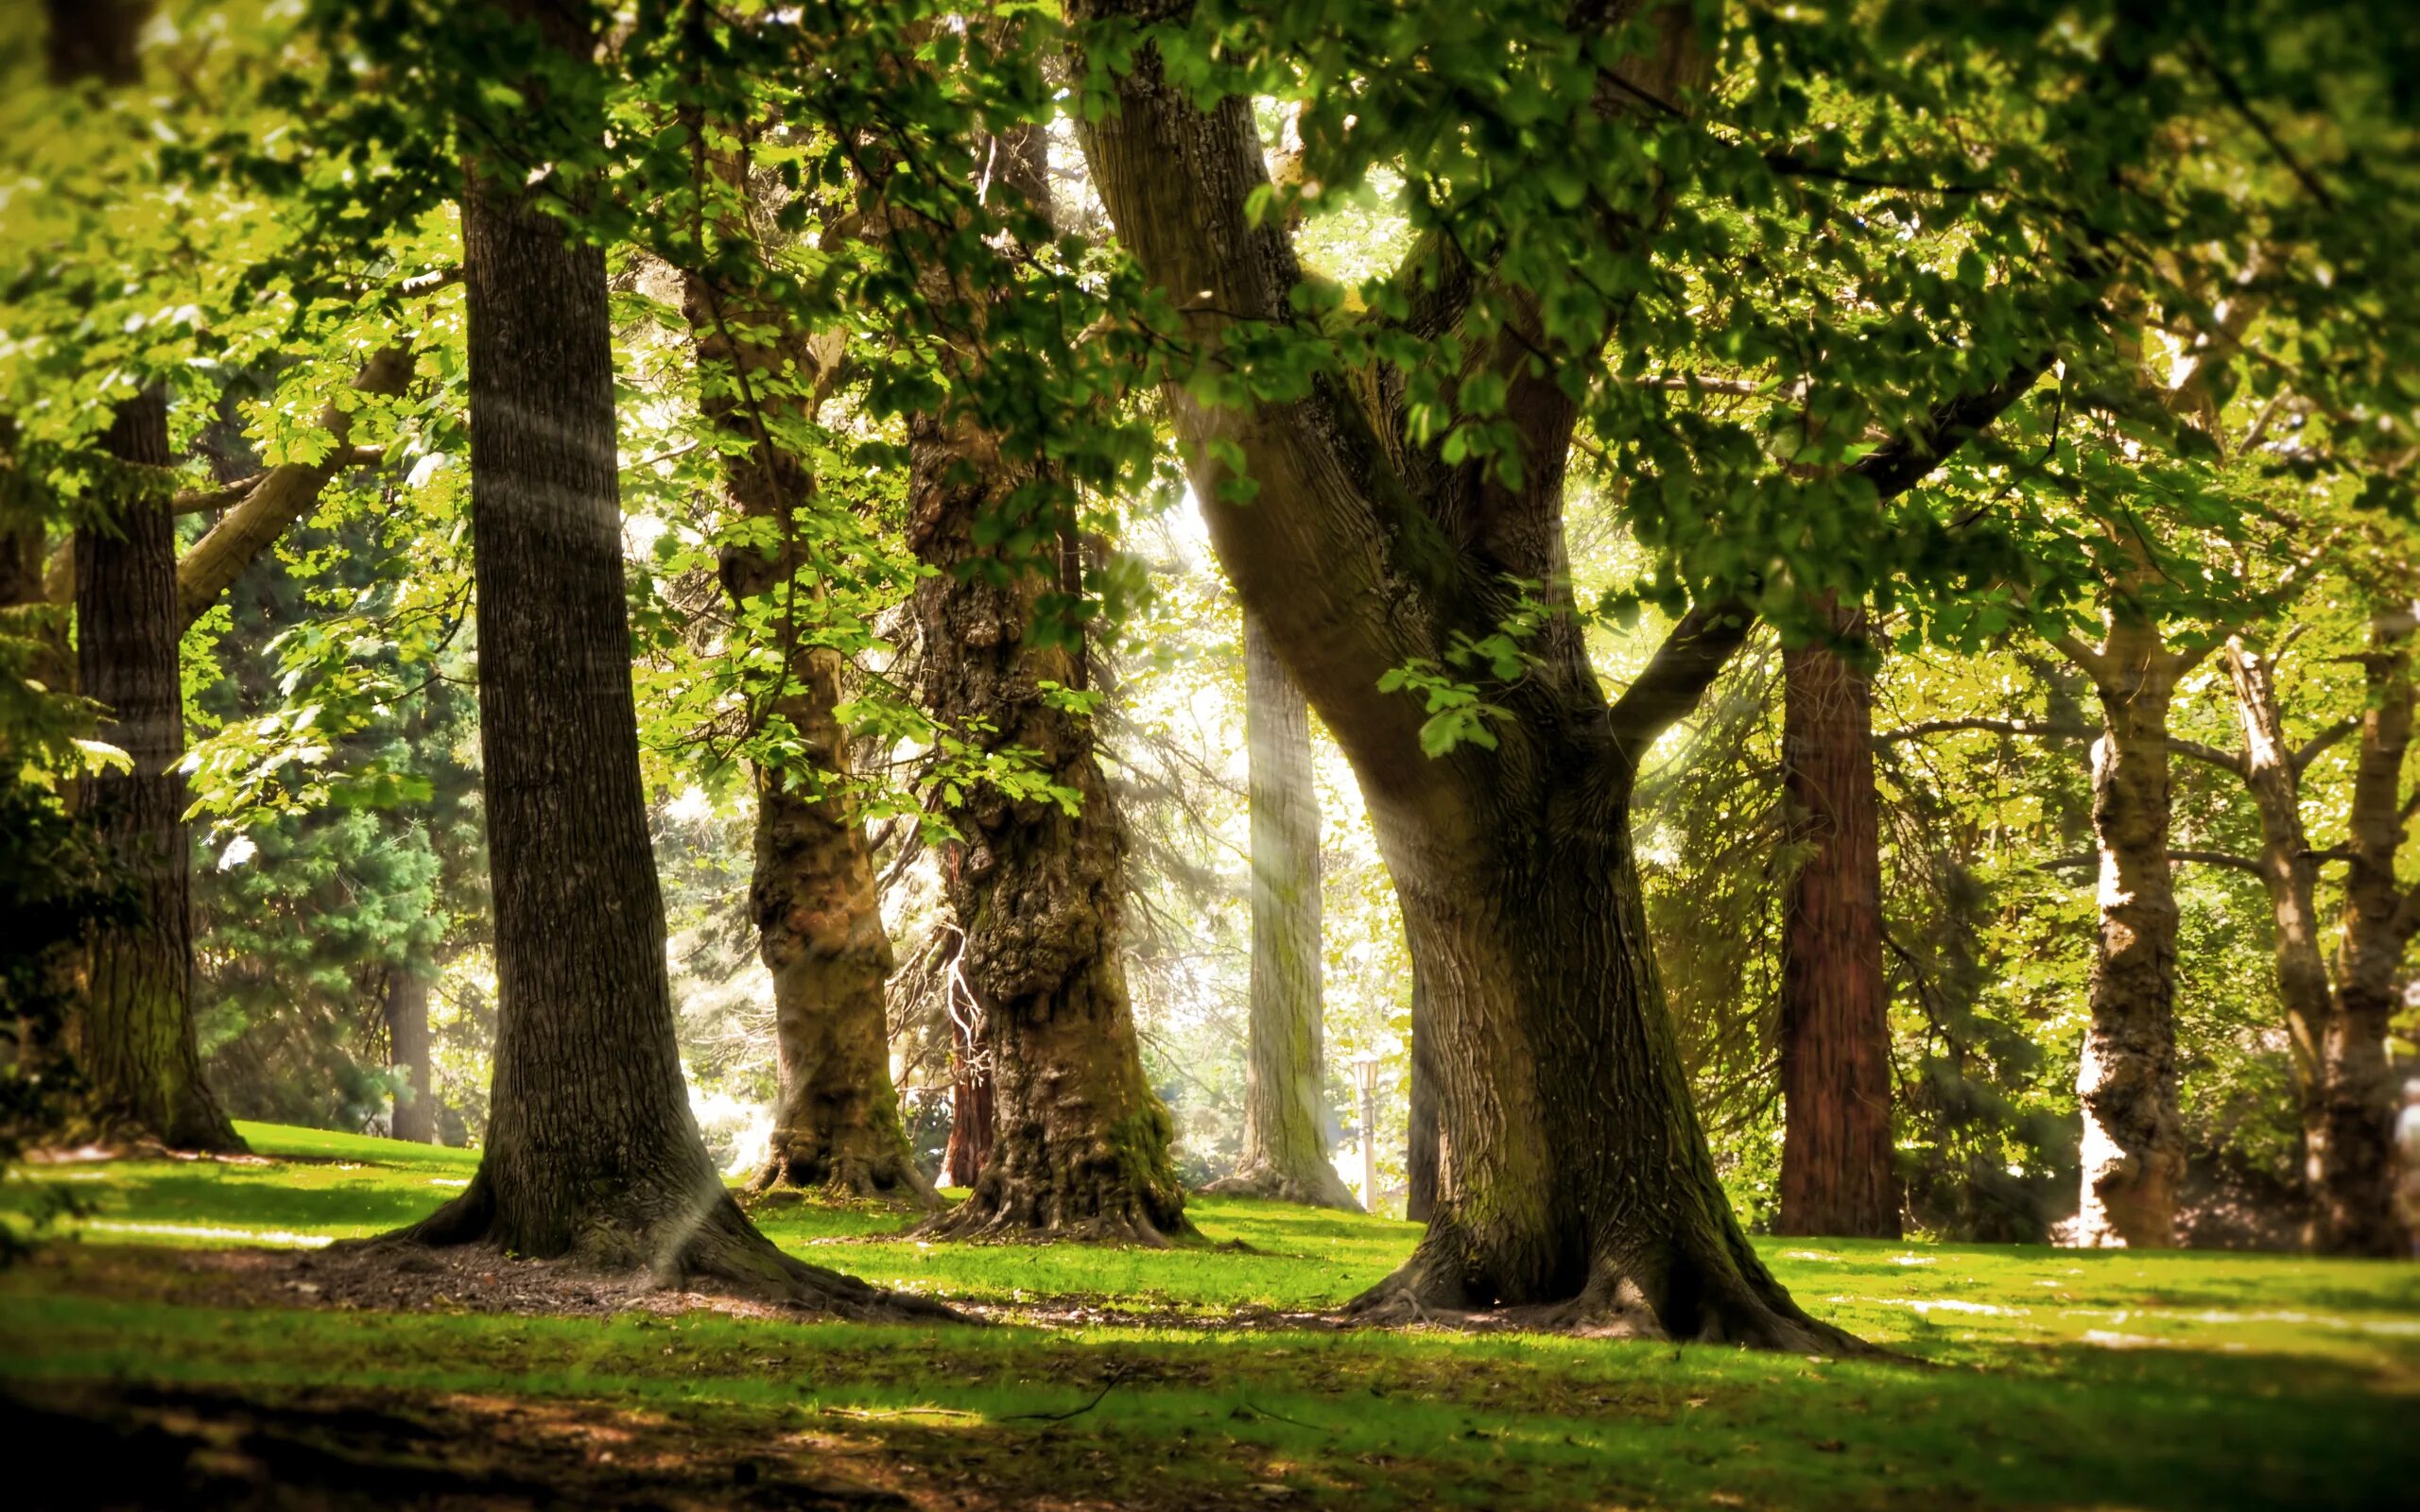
1201 1160 1363 1211
1343 1224 1878 1356
374 1176 960 1323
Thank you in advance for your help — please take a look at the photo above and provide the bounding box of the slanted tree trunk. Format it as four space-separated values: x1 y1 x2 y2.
2062 612 2190 1248
2319 610 2418 1256
391 0 932 1318
682 232 930 1206
1209 614 1357 1209
1776 601 1900 1238
2217 639 2337 1238
385 971 436 1144
1079 5 2038 1341
73 390 244 1155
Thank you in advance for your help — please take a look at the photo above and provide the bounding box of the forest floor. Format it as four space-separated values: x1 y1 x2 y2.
2 1125 2417 1509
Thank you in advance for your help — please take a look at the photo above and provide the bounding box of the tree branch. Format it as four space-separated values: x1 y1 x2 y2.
2039 849 2262 877
1607 598 1754 766
176 347 413 629
2293 715 2360 773
1875 715 2093 745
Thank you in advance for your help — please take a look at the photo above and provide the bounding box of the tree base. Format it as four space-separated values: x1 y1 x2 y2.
1201 1160 1363 1212
1344 1226 1873 1355
913 1177 1194 1247
749 1148 942 1211
385 1177 959 1322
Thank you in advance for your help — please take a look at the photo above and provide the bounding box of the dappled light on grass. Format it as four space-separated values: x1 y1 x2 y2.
3 1125 2418 1507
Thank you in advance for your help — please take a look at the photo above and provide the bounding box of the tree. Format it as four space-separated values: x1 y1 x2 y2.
682 143 932 1204
1209 613 1358 1208
2198 600 2416 1255
393 0 929 1314
1072 0 2080 1346
1776 601 1900 1238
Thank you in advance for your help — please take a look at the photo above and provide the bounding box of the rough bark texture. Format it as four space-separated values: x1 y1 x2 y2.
905 407 1188 1244
2070 615 2187 1248
2318 612 2417 1256
681 240 931 1207
1078 0 2038 1343
1207 614 1358 1209
72 389 244 1154
396 4 936 1319
1776 602 1901 1238
1405 965 1439 1223
385 971 437 1145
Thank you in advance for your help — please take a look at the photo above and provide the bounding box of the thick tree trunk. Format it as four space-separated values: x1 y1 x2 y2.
2073 619 2187 1248
680 248 930 1207
1208 614 1357 1209
394 3 932 1318
2318 611 2416 1256
1775 602 1900 1238
47 0 241 1157
1406 964 1438 1223
905 409 1187 1244
72 393 244 1155
385 971 437 1144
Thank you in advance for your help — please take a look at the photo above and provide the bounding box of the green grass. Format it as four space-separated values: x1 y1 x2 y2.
5 1123 2419 1508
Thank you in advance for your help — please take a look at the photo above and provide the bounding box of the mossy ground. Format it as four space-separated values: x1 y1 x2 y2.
4 1123 2417 1508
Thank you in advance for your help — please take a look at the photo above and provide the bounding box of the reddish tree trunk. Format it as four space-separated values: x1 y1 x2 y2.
1776 602 1900 1238
941 1000 994 1190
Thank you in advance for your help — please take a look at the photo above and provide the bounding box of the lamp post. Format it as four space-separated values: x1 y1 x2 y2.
1350 1053 1381 1214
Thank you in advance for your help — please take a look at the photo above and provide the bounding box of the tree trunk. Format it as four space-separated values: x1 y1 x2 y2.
2318 610 2416 1256
2073 618 2187 1248
385 971 436 1144
1776 601 1900 1238
1208 614 1357 1209
680 244 930 1207
393 1 934 1318
905 407 1188 1244
1406 964 1438 1223
2219 639 2335 1241
941 1005 994 1189
72 389 245 1154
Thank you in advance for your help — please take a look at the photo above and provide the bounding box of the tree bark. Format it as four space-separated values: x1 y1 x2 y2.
1406 964 1439 1223
2070 615 2188 1248
905 406 1188 1244
72 389 245 1154
941 1003 994 1189
385 971 436 1144
2318 610 2416 1256
1776 601 1900 1238
681 227 931 1206
1208 614 1357 1208
391 0 936 1318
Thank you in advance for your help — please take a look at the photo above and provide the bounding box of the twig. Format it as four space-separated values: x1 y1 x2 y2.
1002 1366 1131 1423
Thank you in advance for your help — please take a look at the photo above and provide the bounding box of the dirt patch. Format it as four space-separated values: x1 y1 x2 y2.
4 1379 909 1510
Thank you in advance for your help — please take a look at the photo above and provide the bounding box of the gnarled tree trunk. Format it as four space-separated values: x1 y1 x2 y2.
2069 615 2187 1248
1209 613 1357 1208
1776 601 1900 1238
393 0 932 1318
681 238 930 1207
906 406 1187 1244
